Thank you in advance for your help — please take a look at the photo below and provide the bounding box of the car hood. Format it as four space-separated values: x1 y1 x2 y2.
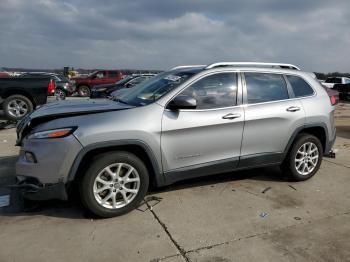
16 99 134 145
30 99 134 119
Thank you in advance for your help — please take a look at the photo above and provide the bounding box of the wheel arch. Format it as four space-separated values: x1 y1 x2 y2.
284 124 328 155
67 140 164 188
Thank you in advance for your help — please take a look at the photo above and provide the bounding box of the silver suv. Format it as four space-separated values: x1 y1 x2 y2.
15 62 337 217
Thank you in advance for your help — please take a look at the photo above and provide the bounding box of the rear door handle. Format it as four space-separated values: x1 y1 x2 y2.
286 106 301 112
222 113 241 120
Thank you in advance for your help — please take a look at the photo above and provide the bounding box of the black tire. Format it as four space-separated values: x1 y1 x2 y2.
3 95 33 121
78 85 91 97
79 151 149 218
282 134 323 181
55 88 67 100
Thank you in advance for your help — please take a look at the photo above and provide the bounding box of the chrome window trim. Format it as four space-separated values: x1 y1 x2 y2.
164 104 244 113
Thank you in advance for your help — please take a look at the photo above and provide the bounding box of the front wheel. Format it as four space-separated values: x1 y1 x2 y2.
282 134 323 181
78 85 91 97
79 151 149 218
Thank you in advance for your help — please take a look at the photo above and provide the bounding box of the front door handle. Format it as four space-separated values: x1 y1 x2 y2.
222 113 241 120
286 106 301 112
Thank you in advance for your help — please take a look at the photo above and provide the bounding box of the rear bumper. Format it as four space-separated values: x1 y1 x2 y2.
11 176 67 200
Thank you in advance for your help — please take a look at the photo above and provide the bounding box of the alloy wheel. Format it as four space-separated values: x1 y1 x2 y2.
295 142 319 176
79 86 90 97
55 89 66 100
7 99 28 118
93 163 140 209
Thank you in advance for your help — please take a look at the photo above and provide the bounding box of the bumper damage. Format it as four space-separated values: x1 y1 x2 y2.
9 176 68 201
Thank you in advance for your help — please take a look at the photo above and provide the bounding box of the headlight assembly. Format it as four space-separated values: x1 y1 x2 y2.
27 127 77 139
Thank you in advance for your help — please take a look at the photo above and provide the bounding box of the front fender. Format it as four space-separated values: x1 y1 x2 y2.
67 139 164 186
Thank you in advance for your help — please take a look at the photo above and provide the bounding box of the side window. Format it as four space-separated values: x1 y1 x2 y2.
96 71 106 79
179 73 237 109
244 73 289 104
108 71 119 78
286 75 314 97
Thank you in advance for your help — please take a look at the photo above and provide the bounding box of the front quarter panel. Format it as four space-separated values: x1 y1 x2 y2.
73 103 164 173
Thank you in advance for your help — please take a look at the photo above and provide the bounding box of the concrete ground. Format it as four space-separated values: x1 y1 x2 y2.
0 101 349 262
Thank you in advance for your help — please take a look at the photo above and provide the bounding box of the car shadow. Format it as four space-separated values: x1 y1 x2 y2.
0 165 289 220
0 120 17 130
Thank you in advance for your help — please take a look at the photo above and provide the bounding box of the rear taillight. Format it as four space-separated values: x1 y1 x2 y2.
330 95 338 106
48 79 56 94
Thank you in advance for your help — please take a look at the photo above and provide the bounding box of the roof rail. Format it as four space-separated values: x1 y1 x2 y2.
171 65 206 70
205 62 300 70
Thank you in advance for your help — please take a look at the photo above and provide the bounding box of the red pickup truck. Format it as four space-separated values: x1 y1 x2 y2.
73 70 123 97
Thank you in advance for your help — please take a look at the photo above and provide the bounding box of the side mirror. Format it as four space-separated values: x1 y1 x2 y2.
168 95 197 110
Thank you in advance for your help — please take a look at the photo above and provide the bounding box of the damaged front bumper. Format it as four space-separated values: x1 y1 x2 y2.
9 176 68 201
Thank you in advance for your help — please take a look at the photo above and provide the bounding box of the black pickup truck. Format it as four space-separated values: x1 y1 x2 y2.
334 83 350 101
0 77 55 120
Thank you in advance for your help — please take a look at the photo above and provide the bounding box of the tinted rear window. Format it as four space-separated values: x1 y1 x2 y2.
286 75 314 97
244 73 289 104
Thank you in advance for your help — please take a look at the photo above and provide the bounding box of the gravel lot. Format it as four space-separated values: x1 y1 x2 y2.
0 100 350 262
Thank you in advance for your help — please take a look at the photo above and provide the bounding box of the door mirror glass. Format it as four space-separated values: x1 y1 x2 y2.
168 95 197 110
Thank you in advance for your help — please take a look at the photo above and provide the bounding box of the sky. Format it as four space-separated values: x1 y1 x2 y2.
0 0 349 72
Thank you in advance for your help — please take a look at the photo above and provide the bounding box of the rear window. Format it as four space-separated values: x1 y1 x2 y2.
286 75 314 97
244 73 289 104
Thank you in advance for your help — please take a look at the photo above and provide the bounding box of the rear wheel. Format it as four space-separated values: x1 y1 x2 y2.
79 151 149 217
78 85 90 97
55 89 67 100
283 134 323 181
3 95 33 121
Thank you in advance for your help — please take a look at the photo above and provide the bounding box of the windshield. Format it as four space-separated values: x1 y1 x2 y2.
56 74 69 82
119 71 196 106
89 71 97 77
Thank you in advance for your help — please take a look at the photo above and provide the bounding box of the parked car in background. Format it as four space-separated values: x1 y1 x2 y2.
20 72 75 100
15 62 337 217
323 77 350 88
0 68 10 78
334 83 350 100
322 85 339 104
73 70 123 97
90 74 156 98
0 77 55 120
